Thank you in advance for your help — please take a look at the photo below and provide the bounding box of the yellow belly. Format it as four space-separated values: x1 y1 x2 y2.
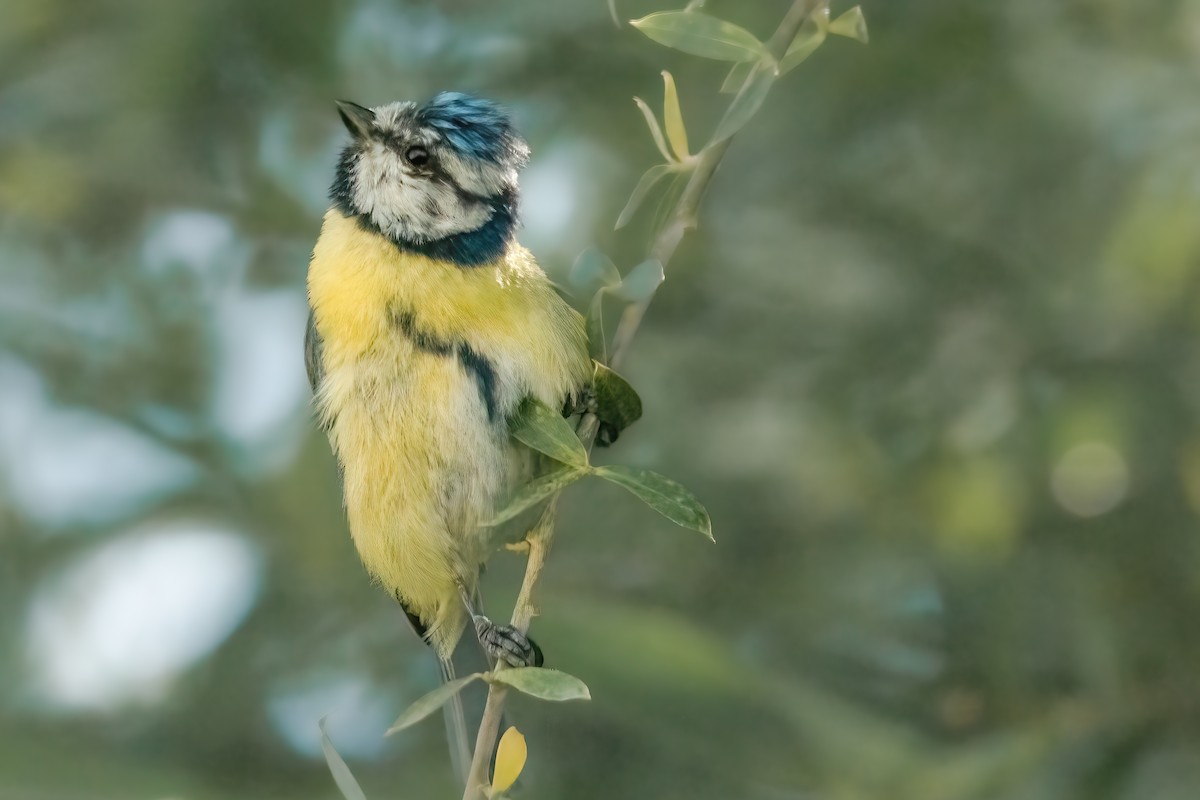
327 337 511 656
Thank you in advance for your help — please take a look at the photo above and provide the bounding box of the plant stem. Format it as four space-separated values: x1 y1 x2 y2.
462 504 555 800
610 0 819 370
460 3 818 797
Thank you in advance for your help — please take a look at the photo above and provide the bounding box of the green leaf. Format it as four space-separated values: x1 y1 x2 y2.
661 71 689 161
829 5 868 43
490 667 592 702
594 465 713 539
711 62 776 143
633 97 673 163
569 248 620 294
510 398 589 467
487 465 588 526
613 258 665 303
586 290 608 362
606 0 619 27
779 18 826 73
720 60 754 93
320 717 370 800
592 362 643 434
630 11 768 62
385 674 483 735
616 164 675 230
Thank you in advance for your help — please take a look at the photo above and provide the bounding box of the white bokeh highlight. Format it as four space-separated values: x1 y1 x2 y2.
211 288 312 475
0 356 200 531
521 141 617 264
141 211 243 279
25 519 262 711
268 674 400 760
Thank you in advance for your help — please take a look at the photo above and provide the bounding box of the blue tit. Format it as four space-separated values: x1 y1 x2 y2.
305 93 591 675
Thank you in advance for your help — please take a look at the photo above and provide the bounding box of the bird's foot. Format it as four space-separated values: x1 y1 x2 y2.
563 387 622 446
562 387 595 419
473 615 544 668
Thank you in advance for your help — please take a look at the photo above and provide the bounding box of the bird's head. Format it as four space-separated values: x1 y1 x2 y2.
330 92 530 265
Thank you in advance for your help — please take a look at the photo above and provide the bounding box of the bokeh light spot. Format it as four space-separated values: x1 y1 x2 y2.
268 674 400 760
1051 442 1130 517
25 519 262 711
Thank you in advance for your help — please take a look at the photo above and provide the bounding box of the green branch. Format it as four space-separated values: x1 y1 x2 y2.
459 3 826 798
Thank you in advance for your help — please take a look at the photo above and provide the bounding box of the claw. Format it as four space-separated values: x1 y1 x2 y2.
473 616 544 668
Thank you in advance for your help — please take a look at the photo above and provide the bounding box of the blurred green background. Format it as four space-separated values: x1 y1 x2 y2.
4 0 1200 798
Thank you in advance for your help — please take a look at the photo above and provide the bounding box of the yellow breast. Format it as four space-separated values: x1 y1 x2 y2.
308 211 583 381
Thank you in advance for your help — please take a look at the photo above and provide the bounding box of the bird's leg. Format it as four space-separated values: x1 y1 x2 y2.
458 586 544 668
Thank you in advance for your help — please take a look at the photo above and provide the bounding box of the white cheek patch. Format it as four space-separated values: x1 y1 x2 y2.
432 145 518 199
351 145 493 243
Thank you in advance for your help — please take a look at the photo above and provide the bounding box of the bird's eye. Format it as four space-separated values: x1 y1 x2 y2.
405 147 429 167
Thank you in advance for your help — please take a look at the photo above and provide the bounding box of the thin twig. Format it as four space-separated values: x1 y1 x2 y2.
462 504 556 799
460 3 819 797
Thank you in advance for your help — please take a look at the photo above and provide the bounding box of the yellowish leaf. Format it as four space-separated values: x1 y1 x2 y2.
491 726 527 795
661 71 689 161
829 5 868 43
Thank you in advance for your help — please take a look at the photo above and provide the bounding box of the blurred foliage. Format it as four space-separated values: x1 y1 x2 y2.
4 0 1200 799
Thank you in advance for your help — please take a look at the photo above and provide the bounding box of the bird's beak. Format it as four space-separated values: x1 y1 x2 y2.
336 100 375 140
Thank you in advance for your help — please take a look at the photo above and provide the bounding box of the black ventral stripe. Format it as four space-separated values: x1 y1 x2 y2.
391 308 499 422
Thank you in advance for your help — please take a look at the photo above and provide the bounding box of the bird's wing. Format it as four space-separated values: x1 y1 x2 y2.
304 310 324 393
304 310 338 433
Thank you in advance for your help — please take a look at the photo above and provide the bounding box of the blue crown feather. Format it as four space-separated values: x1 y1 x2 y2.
417 92 527 167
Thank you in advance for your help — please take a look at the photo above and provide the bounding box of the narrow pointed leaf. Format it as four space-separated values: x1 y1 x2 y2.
606 0 620 27
829 5 868 42
616 164 674 229
633 97 673 163
711 64 776 143
613 258 664 303
720 60 754 93
592 362 643 434
569 248 621 294
487 466 587 527
491 727 528 795
586 291 608 362
630 11 767 62
594 465 713 539
385 674 483 735
320 718 370 800
661 71 689 161
510 398 588 467
490 667 592 702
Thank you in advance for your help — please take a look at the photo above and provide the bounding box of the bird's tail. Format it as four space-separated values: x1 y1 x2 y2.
439 617 504 789
438 654 474 788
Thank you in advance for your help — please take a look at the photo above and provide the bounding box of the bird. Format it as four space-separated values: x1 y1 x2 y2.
304 93 591 681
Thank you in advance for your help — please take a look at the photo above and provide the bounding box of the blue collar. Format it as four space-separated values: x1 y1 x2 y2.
385 193 516 268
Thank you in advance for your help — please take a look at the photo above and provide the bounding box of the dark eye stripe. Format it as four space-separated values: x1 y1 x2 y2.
379 133 425 156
